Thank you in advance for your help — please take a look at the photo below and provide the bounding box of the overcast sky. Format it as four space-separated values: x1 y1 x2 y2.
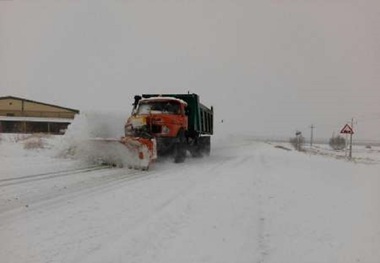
1 0 379 140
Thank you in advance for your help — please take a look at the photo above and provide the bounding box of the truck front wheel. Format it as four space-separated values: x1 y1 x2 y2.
174 131 186 163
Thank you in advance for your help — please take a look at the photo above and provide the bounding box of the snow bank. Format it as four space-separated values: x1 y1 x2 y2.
0 110 131 167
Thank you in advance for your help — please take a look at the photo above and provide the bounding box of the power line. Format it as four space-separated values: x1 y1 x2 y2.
349 118 354 159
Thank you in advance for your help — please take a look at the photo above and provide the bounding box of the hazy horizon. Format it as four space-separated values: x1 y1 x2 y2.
1 0 379 140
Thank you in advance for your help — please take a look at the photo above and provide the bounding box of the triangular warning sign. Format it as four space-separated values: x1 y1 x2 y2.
340 124 354 134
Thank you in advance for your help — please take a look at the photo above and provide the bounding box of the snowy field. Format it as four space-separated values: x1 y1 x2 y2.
1 122 380 262
309 143 380 165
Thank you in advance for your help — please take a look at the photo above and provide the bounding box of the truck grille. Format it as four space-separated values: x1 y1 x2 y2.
151 125 161 133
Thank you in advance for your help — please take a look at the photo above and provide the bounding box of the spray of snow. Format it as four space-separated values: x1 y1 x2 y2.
0 110 154 168
53 111 144 167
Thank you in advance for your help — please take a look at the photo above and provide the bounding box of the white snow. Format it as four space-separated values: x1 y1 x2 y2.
140 96 188 106
1 127 380 263
0 116 74 123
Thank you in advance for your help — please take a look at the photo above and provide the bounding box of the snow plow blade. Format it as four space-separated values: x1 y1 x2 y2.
87 137 157 170
120 136 157 170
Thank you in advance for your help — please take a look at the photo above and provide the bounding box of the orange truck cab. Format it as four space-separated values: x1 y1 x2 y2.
124 94 213 163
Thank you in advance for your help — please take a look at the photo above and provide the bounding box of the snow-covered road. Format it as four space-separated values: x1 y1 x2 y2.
1 137 379 263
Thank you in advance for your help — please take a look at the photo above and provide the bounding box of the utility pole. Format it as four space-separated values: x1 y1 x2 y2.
295 131 302 151
309 124 314 147
349 118 354 159
340 120 355 160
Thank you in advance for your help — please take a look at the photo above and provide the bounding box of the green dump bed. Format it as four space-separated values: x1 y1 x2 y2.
141 93 213 135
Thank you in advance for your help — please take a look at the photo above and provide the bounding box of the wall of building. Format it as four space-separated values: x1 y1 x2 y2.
0 98 77 119
0 97 78 134
0 98 23 111
0 121 71 134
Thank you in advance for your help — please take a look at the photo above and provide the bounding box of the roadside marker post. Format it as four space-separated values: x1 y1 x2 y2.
340 122 354 159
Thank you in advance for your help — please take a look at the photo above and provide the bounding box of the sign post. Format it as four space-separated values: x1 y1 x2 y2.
340 122 354 159
295 131 302 151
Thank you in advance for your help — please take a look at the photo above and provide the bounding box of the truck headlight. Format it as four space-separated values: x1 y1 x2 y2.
131 116 146 128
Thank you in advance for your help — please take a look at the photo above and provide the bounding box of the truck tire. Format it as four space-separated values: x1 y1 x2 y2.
174 130 186 163
189 137 203 158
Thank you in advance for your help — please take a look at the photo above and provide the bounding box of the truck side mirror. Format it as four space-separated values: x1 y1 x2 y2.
133 95 142 109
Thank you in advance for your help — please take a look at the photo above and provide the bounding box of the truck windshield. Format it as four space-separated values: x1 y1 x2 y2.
137 101 180 115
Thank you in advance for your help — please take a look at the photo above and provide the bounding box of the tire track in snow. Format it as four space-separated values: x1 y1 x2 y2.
0 166 167 218
249 151 273 263
0 158 202 222
0 165 110 187
77 154 254 263
81 144 265 262
2 142 267 263
131 153 262 263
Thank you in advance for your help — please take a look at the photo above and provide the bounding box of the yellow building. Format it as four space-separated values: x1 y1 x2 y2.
0 96 79 134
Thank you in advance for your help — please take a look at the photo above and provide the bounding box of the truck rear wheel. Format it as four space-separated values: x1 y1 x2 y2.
189 136 211 158
199 136 211 156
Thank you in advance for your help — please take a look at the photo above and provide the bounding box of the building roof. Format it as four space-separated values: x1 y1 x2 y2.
0 96 80 113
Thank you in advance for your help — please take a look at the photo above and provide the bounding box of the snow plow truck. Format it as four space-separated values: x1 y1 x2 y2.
121 93 214 169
